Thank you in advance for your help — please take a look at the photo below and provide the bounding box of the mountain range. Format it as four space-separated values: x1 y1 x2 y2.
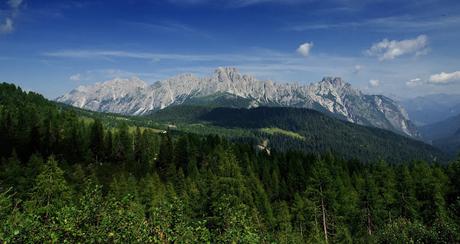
57 67 418 137
400 94 460 126
420 113 460 155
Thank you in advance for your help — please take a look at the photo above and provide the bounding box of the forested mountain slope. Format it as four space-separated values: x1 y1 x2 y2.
1 82 460 243
148 105 446 164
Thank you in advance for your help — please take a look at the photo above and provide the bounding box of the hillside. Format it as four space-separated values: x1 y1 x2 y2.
1 83 460 243
148 105 446 164
0 82 447 164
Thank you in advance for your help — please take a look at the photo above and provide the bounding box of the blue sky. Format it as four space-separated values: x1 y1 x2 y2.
1 0 460 99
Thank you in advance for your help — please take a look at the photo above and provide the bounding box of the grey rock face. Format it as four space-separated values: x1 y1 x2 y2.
56 67 419 137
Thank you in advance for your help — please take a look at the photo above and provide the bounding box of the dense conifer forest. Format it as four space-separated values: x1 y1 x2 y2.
1 83 460 243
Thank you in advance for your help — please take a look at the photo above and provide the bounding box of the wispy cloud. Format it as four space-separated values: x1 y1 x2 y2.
406 78 423 87
129 21 196 33
123 20 211 38
168 0 305 7
0 0 23 34
233 0 304 7
366 35 428 61
287 15 460 32
42 49 295 63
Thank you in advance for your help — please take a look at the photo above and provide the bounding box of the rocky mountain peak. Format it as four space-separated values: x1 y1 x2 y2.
320 77 346 87
214 67 243 83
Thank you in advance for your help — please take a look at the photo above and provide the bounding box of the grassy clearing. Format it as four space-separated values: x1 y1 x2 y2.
260 127 304 140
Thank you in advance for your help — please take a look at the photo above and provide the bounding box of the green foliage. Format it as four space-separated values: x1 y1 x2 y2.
150 105 447 164
376 218 434 243
1 83 460 243
210 195 260 243
30 156 72 208
151 196 211 243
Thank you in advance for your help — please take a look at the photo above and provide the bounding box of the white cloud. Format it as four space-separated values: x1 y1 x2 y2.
69 73 81 81
0 18 13 34
297 42 313 57
428 71 460 84
369 79 380 87
406 78 423 87
366 35 428 61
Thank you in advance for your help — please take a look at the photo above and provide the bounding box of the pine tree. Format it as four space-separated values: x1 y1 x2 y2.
28 156 72 218
157 133 174 181
397 165 418 220
173 136 189 174
104 130 114 162
372 161 398 225
0 151 29 198
90 119 104 163
355 171 379 239
275 201 293 243
305 159 335 243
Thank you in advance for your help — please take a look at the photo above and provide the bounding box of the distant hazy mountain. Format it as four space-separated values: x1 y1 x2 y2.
421 113 460 141
419 112 460 155
400 94 460 126
57 67 419 137
401 94 460 155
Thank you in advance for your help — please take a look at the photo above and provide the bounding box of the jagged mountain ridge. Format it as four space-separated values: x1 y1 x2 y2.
57 67 419 137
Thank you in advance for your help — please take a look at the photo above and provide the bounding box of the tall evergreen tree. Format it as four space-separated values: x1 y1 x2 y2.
157 133 174 181
90 119 105 162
